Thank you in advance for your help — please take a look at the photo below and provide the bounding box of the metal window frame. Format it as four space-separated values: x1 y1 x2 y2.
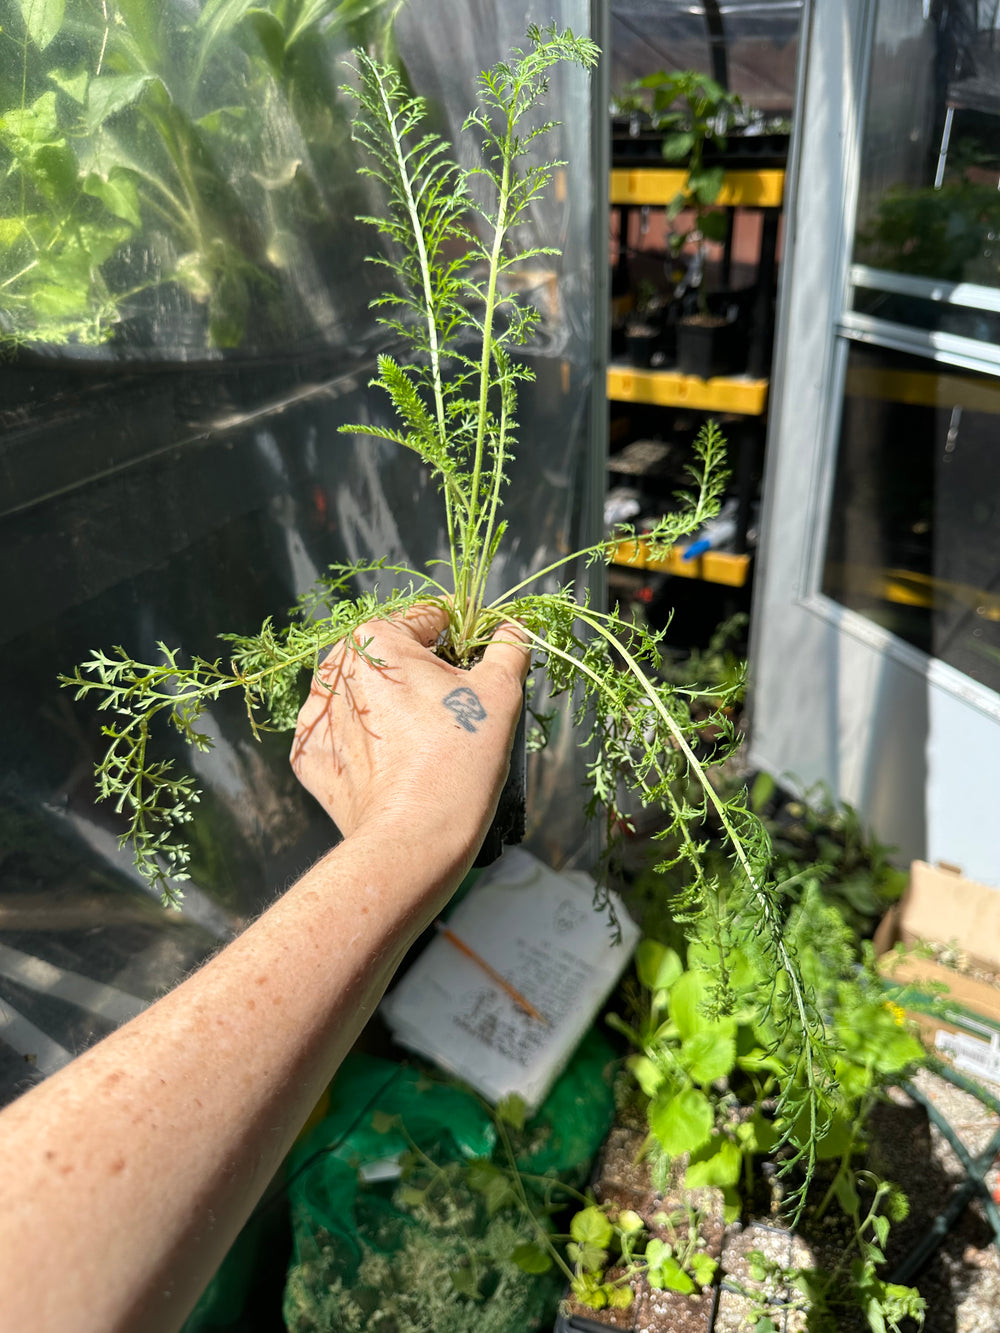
838 311 1000 377
850 264 1000 316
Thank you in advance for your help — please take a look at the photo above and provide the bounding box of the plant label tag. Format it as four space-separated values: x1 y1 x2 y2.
935 1017 1000 1085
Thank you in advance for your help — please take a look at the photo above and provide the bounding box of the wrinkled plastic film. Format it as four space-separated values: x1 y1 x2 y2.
0 0 599 1107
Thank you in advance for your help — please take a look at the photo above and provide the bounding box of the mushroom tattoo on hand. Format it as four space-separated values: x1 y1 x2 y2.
443 686 487 733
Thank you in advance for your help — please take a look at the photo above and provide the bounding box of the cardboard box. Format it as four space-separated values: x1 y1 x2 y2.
874 861 1000 1080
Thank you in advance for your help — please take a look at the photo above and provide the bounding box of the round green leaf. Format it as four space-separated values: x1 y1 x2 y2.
449 1266 479 1297
511 1242 553 1274
668 968 712 1039
661 130 695 161
466 1160 515 1214
607 1284 634 1310
85 74 155 135
570 1205 614 1249
812 1112 854 1162
83 169 142 229
636 939 683 993
681 1028 737 1085
649 1255 695 1294
737 1045 784 1076
626 1052 666 1098
644 1238 671 1269
571 1273 606 1308
648 1086 714 1156
735 1111 778 1155
690 1252 718 1287
685 1135 742 1188
495 1092 527 1131
568 1239 609 1275
29 280 90 318
48 67 89 104
692 164 726 205
699 208 729 242
832 1168 860 1216
17 0 65 51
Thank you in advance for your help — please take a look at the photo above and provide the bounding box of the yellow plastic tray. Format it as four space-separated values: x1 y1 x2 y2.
610 168 785 209
611 538 751 588
607 365 769 415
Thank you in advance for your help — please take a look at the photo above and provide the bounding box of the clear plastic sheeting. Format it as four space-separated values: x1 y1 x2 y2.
610 0 802 112
0 0 397 357
0 0 599 1108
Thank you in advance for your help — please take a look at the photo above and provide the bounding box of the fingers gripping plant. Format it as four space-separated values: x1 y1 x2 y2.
63 26 834 1203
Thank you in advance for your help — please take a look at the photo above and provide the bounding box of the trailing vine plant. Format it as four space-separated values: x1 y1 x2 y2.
62 25 836 1210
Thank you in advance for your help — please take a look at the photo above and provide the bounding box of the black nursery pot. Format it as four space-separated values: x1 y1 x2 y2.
676 286 754 378
677 306 751 378
674 319 730 383
625 323 659 368
474 692 527 867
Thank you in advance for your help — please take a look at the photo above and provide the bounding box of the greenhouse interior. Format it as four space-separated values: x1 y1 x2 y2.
2 1 1000 1329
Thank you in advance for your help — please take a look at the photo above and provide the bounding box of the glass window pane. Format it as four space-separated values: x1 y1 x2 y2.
850 284 1000 343
822 342 1000 696
851 0 1000 296
610 0 803 113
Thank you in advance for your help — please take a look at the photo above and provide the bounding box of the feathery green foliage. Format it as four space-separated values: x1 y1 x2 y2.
63 25 836 1210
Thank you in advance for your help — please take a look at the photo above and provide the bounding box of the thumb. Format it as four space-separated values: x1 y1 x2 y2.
477 620 531 685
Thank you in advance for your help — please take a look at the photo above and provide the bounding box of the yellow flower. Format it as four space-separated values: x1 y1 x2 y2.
884 1001 907 1027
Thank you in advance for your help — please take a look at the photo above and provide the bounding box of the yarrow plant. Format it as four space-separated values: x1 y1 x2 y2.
63 25 836 1209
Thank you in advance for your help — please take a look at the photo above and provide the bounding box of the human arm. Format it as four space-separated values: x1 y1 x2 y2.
0 604 529 1333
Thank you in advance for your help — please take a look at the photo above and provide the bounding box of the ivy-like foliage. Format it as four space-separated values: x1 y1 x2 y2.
63 25 836 1213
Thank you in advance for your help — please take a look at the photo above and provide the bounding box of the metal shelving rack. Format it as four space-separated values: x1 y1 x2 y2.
608 167 786 589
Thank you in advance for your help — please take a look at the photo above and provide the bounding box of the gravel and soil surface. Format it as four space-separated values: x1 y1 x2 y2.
559 1065 1000 1332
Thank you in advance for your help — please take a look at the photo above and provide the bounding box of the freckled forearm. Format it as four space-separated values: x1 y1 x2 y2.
0 824 466 1333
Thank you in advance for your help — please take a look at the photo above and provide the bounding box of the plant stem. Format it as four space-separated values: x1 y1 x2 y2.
367 61 459 592
491 1108 576 1283
814 1089 872 1221
463 117 514 631
398 1125 483 1282
0 259 39 290
469 350 513 615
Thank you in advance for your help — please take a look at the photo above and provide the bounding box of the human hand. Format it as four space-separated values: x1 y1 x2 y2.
290 604 530 867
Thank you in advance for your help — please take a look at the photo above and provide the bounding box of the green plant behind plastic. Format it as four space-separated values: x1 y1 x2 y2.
749 775 909 939
0 0 401 349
